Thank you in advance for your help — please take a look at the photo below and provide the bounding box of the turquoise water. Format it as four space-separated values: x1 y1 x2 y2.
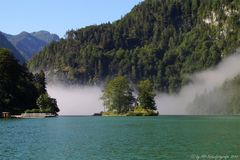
0 116 240 160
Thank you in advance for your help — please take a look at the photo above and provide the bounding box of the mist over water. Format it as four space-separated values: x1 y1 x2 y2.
47 85 103 115
47 51 240 115
157 51 240 115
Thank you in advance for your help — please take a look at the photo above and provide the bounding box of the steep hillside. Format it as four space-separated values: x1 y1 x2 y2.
0 32 25 63
28 0 240 92
4 31 59 60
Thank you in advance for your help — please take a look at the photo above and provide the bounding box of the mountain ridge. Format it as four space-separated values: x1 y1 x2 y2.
28 0 240 92
2 30 60 60
0 32 25 63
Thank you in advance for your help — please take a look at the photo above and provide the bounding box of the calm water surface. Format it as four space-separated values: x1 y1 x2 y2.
0 116 240 160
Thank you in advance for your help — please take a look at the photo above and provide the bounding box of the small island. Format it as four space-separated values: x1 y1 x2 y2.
101 76 159 116
0 49 59 118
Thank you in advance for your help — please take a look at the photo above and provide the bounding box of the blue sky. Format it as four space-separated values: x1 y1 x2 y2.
0 0 143 37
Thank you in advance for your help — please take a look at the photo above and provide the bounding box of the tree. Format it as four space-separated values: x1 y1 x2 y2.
0 48 59 114
34 70 47 95
0 48 22 112
101 76 135 113
137 80 156 110
36 94 60 114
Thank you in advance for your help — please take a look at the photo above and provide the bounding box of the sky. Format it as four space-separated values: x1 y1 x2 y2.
0 0 143 37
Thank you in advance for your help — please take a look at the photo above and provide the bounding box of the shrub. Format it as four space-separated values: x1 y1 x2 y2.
126 106 159 116
24 108 41 113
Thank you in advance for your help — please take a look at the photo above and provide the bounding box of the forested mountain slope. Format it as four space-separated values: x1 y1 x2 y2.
28 0 240 92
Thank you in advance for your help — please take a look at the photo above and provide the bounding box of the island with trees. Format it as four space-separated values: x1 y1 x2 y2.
0 48 59 118
101 76 158 116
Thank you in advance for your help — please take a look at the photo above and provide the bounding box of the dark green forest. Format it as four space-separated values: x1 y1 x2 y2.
28 0 240 92
0 48 59 115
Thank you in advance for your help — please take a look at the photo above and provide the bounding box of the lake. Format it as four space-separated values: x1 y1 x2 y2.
0 116 240 160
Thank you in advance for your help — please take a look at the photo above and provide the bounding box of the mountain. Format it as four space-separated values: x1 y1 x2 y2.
28 0 240 92
0 32 25 63
4 31 59 60
31 31 59 43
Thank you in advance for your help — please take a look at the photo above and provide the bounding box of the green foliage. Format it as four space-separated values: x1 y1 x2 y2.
28 0 240 92
25 108 55 114
25 108 41 113
34 70 46 95
0 48 55 114
36 94 59 114
101 76 135 114
137 80 156 110
101 76 158 116
101 111 124 116
0 48 36 114
102 106 159 116
126 106 159 116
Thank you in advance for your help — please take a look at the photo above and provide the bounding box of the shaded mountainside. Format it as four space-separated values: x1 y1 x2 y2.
4 31 59 60
28 0 240 92
0 32 25 63
187 74 240 115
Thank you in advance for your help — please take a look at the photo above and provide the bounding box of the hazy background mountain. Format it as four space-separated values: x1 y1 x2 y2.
0 32 25 63
3 31 59 60
31 31 60 44
28 0 240 93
